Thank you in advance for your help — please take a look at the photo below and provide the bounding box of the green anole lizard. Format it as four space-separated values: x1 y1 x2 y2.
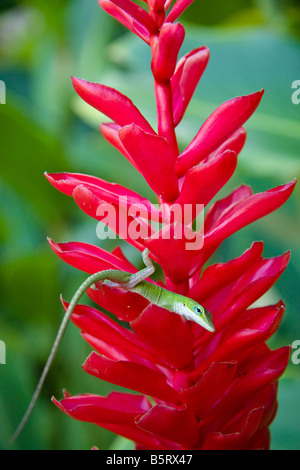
10 248 214 442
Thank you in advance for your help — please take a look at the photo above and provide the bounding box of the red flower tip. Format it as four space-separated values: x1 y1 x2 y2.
98 0 158 43
172 46 210 125
151 22 185 83
176 90 264 176
51 396 61 408
44 171 64 192
44 171 80 197
71 77 154 133
62 389 71 398
166 0 195 23
49 239 139 275
60 295 68 312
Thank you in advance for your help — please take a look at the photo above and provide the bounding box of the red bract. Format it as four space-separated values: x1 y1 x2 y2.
47 0 296 450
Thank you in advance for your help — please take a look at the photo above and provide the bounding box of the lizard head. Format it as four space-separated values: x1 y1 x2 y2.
175 298 215 332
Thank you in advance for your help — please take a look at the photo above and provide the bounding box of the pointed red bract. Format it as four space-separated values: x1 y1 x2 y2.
176 91 264 176
176 149 237 209
119 123 179 201
205 127 247 163
203 180 296 254
99 0 155 43
72 77 154 133
83 352 181 404
48 239 137 274
151 22 185 82
171 46 210 125
166 0 195 23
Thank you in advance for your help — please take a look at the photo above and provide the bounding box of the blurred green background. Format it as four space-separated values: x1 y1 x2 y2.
0 0 299 450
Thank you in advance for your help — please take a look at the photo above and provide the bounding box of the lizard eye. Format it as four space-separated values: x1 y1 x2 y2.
194 306 204 315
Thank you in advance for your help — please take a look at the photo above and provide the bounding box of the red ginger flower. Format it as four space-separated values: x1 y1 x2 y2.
47 0 296 450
